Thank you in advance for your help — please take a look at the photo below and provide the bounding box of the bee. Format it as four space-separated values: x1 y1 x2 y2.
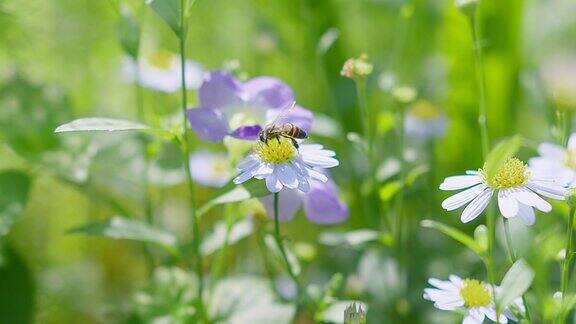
258 102 308 148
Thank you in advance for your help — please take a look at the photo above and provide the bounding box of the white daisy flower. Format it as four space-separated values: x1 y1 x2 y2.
529 133 576 187
405 100 448 139
189 150 231 187
440 157 567 225
120 52 204 92
423 275 524 324
233 137 339 193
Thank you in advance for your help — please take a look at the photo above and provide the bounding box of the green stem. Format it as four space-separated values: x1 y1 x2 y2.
211 205 234 281
561 207 576 322
471 14 489 158
273 193 299 286
178 1 205 321
503 218 532 323
470 12 500 321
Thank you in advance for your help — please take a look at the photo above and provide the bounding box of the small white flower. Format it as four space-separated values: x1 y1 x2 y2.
423 275 523 324
440 157 566 225
233 137 339 193
120 52 204 92
529 133 576 187
189 150 231 187
404 100 448 139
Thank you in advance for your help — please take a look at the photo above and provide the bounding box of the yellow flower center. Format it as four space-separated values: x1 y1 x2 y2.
565 149 576 169
147 51 173 69
460 279 491 307
409 100 441 120
481 157 529 189
255 137 297 164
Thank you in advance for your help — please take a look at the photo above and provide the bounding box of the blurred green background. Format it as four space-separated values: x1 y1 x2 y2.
1 0 576 323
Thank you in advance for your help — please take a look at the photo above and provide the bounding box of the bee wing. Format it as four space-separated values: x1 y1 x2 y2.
266 101 296 125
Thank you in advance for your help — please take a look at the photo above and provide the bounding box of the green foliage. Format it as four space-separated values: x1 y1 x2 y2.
421 220 484 256
146 0 181 36
0 246 34 324
117 6 141 58
198 178 270 215
68 217 179 256
483 135 524 180
55 117 150 133
497 259 534 311
133 267 197 323
0 170 31 239
200 218 253 255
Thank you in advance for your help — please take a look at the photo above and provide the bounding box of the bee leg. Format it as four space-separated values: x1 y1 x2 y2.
291 138 299 149
276 137 281 144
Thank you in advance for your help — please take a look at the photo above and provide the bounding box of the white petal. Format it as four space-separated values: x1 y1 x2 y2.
527 182 567 200
276 164 298 189
265 171 283 193
307 168 329 183
461 188 493 223
514 188 552 213
498 189 519 218
301 153 339 168
568 133 576 150
441 184 487 211
517 203 536 225
236 155 259 170
428 278 459 292
449 275 463 287
440 175 483 191
538 142 565 158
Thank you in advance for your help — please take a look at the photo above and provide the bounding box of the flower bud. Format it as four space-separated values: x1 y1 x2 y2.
456 0 479 17
566 188 576 207
391 85 417 105
341 54 373 80
344 302 366 324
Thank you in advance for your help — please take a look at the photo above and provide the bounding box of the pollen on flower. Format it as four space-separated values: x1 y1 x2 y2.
409 100 441 120
459 279 491 307
255 137 297 164
147 51 173 69
481 157 529 189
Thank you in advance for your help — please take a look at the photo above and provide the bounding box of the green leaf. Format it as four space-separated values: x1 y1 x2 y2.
146 0 181 36
54 117 150 133
379 181 402 202
68 217 179 255
117 6 141 58
497 259 534 310
0 245 34 324
133 267 197 322
198 178 270 216
200 218 254 255
0 170 31 238
483 135 524 180
420 220 483 255
264 234 301 276
406 164 429 186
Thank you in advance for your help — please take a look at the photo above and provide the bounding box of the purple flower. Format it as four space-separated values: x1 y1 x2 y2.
187 71 314 142
259 178 348 224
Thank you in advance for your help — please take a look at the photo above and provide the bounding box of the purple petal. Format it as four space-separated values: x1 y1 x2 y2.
266 104 314 132
303 179 348 224
230 125 262 140
187 107 229 142
243 76 294 109
199 70 243 110
260 189 303 222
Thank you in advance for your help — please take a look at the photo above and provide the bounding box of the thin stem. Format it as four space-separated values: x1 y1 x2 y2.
471 15 489 158
273 193 299 284
503 218 532 323
470 12 500 321
178 1 205 321
561 207 576 322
